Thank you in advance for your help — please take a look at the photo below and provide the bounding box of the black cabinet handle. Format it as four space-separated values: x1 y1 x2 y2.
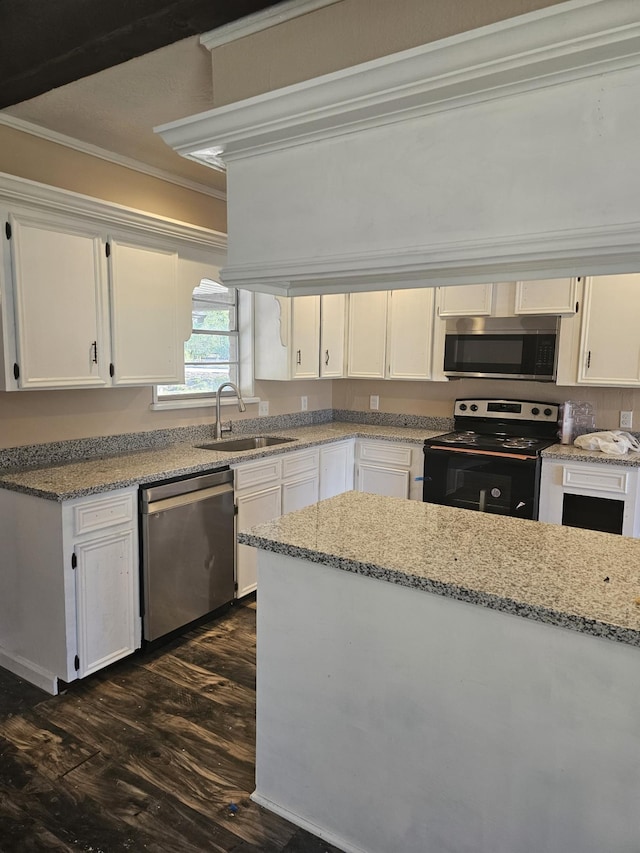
91 341 98 364
296 349 301 365
325 349 330 366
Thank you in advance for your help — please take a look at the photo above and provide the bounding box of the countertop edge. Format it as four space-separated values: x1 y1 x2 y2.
239 530 640 648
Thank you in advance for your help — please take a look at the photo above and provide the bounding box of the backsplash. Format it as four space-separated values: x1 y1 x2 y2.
0 409 334 471
0 408 454 472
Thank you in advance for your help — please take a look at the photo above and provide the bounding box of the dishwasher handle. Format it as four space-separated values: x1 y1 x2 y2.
144 482 233 515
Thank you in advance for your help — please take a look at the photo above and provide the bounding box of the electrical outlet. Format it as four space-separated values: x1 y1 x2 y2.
300 396 308 411
620 410 633 429
370 395 379 411
258 401 269 417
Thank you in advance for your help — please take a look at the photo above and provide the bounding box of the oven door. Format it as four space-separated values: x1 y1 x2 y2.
423 447 541 519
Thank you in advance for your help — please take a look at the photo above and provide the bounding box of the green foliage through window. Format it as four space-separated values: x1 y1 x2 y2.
157 279 239 397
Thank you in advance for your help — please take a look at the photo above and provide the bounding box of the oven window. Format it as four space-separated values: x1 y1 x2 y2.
423 449 538 518
562 493 624 535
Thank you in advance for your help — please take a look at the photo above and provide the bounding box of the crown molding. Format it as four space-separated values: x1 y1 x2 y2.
0 113 227 201
219 221 640 296
157 0 640 164
0 171 228 251
199 0 341 50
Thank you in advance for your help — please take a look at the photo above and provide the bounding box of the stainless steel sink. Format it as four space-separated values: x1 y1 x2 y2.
196 436 297 452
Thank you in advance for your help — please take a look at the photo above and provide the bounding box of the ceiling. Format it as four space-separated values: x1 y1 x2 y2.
0 0 285 194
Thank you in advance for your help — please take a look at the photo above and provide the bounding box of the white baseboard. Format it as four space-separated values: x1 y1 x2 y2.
251 789 367 853
0 648 58 694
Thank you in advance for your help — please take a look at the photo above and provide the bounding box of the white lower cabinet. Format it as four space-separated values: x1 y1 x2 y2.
0 486 140 694
319 440 354 499
235 443 357 596
355 439 422 500
539 458 640 537
74 527 138 678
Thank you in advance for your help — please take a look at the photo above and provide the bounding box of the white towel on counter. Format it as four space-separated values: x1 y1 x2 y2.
573 430 640 455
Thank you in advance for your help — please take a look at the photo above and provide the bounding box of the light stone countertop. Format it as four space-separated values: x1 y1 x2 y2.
542 443 640 466
239 490 640 648
0 423 443 501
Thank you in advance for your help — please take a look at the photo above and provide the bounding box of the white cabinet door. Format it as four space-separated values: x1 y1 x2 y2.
357 464 410 499
387 288 434 380
109 238 182 385
347 291 388 378
320 293 346 378
291 295 320 378
578 274 640 386
8 211 110 389
320 441 355 500
74 528 138 678
438 284 493 317
282 474 319 514
254 294 320 380
235 484 282 597
515 279 578 315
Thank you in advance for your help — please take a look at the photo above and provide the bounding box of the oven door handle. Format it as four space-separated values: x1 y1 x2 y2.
426 446 534 462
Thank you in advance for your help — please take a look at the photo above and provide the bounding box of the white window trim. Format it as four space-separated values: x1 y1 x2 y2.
150 289 256 411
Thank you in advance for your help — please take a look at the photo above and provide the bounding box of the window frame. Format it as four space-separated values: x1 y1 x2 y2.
151 283 255 411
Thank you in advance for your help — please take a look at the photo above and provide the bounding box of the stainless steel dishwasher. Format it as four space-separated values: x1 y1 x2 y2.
140 468 235 642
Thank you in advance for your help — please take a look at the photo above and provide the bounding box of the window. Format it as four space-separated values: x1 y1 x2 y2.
156 279 239 401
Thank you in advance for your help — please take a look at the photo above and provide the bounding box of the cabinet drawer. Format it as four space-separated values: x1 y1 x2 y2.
72 492 135 536
282 448 319 479
562 465 630 495
234 458 282 492
357 440 413 468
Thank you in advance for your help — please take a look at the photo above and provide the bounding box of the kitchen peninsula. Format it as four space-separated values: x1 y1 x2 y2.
240 492 640 853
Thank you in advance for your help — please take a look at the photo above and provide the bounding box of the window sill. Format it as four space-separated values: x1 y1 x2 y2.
150 396 259 412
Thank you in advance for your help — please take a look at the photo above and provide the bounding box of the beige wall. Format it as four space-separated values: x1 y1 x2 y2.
333 378 640 431
0 124 226 231
211 0 568 106
0 380 333 449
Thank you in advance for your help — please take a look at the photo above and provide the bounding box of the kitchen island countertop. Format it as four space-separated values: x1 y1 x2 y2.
0 423 442 501
239 489 640 647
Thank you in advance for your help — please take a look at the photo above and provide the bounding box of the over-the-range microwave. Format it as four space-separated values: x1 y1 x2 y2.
443 316 559 382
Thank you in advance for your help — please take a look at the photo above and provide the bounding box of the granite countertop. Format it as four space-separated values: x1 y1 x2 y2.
542 443 640 466
239 490 640 648
0 423 443 501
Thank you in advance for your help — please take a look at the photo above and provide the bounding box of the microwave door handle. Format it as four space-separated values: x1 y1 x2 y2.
479 488 488 512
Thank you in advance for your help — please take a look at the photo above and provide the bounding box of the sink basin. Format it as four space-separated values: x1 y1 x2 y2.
196 436 297 452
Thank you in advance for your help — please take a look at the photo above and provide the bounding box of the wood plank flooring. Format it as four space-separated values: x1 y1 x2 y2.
0 599 345 853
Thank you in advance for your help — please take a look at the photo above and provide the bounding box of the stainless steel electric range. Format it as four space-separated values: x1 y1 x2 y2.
423 398 559 519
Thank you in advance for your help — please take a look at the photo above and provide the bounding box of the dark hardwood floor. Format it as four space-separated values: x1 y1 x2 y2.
0 599 344 853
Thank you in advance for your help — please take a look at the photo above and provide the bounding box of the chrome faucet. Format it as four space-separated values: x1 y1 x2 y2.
214 382 246 439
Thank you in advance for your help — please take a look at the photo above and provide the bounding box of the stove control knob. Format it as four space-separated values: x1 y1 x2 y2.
544 408 553 417
470 404 478 412
531 407 540 415
459 403 468 411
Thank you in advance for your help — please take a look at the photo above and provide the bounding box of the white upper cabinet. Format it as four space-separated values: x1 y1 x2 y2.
347 288 435 380
515 279 578 315
320 293 346 378
438 284 493 317
577 274 640 386
0 174 226 392
387 288 434 380
347 291 388 378
254 293 322 380
291 296 321 379
108 238 183 385
7 211 110 389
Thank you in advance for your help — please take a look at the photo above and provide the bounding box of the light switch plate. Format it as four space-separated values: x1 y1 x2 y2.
370 395 379 411
300 396 308 411
258 401 269 416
